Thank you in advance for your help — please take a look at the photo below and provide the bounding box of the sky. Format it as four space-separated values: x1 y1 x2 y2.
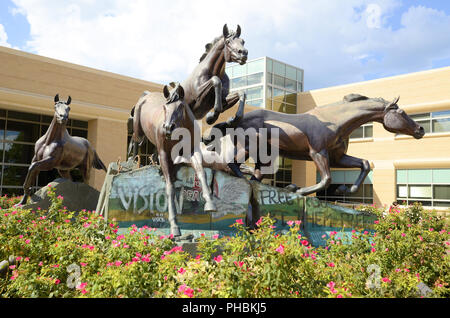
0 0 450 91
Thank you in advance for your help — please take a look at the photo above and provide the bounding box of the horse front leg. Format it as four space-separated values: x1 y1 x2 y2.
190 150 216 212
332 154 371 194
205 76 223 125
159 151 181 237
15 156 56 206
223 90 246 126
296 150 332 196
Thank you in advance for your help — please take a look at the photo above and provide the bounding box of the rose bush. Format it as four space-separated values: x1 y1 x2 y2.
0 187 448 298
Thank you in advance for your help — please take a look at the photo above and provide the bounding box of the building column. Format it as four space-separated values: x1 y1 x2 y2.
87 118 128 191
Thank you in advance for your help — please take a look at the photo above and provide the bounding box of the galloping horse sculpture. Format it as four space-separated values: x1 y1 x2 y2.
129 82 216 237
16 94 107 206
128 24 248 159
207 94 425 196
182 24 248 125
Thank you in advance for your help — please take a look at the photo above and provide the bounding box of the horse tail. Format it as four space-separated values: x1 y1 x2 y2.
93 150 107 172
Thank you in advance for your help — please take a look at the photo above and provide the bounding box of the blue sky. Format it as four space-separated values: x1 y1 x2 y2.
0 0 449 91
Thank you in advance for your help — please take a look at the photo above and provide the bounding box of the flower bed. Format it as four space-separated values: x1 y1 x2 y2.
0 186 448 298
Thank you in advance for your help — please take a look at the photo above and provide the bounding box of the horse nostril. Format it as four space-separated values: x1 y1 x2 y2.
243 49 248 56
170 123 175 132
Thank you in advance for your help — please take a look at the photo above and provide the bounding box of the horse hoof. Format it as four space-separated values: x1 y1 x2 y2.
335 185 348 194
204 201 217 212
171 226 181 237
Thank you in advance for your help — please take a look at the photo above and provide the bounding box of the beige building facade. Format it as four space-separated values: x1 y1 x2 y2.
1 45 450 210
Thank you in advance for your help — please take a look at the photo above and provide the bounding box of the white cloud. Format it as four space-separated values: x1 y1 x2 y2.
9 0 450 91
0 24 12 48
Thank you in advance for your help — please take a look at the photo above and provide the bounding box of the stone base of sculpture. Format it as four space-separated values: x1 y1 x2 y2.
96 160 377 246
21 178 100 212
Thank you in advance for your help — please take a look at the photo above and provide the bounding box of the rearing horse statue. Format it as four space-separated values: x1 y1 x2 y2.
182 24 248 126
16 94 107 206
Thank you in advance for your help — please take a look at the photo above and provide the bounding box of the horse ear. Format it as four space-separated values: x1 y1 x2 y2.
385 96 400 112
177 85 185 100
205 43 212 51
236 25 241 37
163 85 170 99
223 24 229 38
67 96 72 105
392 95 400 105
54 94 59 103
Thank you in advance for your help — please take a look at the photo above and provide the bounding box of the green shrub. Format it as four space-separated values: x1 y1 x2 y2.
0 187 448 298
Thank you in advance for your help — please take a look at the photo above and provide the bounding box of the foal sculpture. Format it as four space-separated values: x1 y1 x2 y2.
16 94 107 206
129 83 216 237
207 94 425 196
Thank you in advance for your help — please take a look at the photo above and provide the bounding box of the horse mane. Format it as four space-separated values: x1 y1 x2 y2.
199 36 224 62
343 94 369 102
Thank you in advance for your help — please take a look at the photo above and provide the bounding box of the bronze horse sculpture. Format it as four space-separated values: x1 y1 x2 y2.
207 94 425 196
128 24 248 159
129 82 217 237
182 24 248 125
16 94 107 206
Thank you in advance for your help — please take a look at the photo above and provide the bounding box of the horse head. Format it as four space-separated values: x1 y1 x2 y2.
162 82 186 140
53 94 71 124
383 96 425 139
222 24 247 65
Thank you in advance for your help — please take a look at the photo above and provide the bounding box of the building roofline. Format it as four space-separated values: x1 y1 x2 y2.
0 45 163 89
306 66 450 93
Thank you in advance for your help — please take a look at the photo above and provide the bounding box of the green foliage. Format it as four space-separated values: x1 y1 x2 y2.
0 189 448 298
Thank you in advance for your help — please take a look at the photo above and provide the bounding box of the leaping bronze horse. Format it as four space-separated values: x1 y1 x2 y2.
128 24 248 159
182 24 248 125
16 94 107 206
129 83 217 237
208 94 425 196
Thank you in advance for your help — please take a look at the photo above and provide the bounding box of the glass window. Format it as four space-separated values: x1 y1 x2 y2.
266 58 273 73
72 129 88 138
232 64 246 78
0 110 6 118
266 87 272 99
285 93 297 105
350 127 364 139
6 121 40 143
4 143 35 164
247 59 264 74
397 185 408 198
286 65 297 81
247 99 263 107
408 169 432 184
247 73 263 86
273 88 285 97
273 61 285 77
2 165 29 186
0 119 5 140
297 69 303 82
72 120 88 129
364 125 373 138
225 66 233 78
397 170 408 184
41 115 53 123
432 110 450 118
247 87 263 100
285 78 296 91
266 72 272 85
409 186 432 198
432 169 450 184
231 77 246 89
432 118 450 133
273 75 285 88
8 111 40 122
272 101 285 112
297 82 303 92
434 185 450 200
285 104 296 114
